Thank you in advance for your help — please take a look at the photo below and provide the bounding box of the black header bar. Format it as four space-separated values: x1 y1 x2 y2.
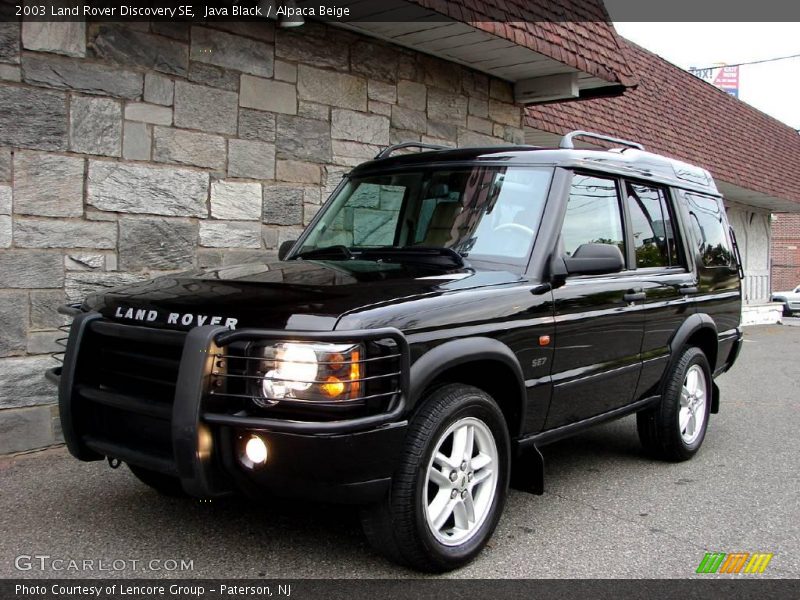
2 579 799 600
1 0 799 22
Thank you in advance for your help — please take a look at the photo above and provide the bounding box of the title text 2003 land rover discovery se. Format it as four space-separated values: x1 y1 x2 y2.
49 131 743 571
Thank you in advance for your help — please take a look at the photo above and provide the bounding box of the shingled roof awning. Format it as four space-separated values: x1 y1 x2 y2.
525 40 800 212
330 0 635 103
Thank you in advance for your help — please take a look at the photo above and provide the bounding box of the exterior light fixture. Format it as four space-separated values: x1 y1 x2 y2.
279 0 305 28
257 0 305 28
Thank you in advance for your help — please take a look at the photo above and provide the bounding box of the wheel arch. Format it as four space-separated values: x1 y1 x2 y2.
669 313 718 371
409 337 526 438
668 313 719 413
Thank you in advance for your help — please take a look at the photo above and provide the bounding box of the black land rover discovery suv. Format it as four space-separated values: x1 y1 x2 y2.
49 131 744 571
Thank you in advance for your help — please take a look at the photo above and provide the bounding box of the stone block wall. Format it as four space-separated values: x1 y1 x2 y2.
0 19 525 454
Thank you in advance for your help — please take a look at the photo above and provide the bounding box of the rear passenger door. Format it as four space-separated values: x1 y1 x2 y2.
622 181 696 400
546 173 645 428
677 191 742 370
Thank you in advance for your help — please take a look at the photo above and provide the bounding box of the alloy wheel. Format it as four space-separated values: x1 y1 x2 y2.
679 364 707 445
423 417 499 546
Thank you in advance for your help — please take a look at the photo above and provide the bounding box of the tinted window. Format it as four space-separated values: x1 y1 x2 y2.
297 167 552 263
625 182 680 268
683 193 733 267
562 175 624 258
310 182 404 248
464 168 551 259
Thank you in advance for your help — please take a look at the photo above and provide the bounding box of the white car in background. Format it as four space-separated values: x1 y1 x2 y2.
772 285 800 316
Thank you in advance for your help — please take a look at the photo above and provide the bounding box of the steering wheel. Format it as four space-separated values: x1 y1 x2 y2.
476 222 535 255
493 223 535 237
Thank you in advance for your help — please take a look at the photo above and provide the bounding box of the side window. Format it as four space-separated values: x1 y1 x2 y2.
562 175 625 258
683 193 733 267
625 182 680 268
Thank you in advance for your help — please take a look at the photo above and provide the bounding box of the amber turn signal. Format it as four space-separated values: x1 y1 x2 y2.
350 350 361 397
321 376 345 398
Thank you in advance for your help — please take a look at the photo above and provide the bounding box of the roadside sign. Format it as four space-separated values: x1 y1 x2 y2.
688 64 740 98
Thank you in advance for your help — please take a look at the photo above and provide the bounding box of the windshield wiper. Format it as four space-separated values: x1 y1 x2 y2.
358 246 465 268
295 245 354 260
296 245 466 268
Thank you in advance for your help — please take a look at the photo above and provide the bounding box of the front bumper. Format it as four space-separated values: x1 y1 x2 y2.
51 312 409 503
218 422 407 503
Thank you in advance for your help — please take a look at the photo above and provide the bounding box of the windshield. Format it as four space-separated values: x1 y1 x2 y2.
293 166 553 265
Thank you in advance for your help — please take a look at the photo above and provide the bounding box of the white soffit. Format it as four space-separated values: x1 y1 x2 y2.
717 181 800 214
324 0 617 101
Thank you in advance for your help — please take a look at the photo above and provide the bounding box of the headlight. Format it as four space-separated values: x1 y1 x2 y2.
253 342 363 407
262 343 318 396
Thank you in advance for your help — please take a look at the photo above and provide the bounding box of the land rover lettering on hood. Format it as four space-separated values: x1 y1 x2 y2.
112 306 239 330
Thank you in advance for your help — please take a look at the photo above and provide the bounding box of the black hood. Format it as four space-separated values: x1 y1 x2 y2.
85 259 523 331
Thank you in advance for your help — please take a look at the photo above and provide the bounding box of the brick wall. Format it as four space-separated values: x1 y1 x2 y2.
771 213 800 292
0 20 525 454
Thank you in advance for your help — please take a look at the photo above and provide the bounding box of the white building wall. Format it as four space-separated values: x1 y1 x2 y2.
724 202 772 304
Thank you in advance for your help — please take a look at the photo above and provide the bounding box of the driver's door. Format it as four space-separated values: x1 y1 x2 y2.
545 173 645 429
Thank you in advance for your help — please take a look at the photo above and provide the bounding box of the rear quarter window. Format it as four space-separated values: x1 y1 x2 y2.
680 192 734 267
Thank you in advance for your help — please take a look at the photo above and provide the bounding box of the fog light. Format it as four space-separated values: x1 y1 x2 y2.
244 436 268 465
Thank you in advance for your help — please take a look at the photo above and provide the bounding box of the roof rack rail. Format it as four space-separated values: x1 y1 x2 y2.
559 130 644 151
375 142 451 159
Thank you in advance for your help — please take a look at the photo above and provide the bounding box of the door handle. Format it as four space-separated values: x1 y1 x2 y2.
623 288 646 303
679 285 699 295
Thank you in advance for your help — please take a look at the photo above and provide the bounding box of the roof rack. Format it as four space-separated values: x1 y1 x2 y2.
375 142 451 159
559 130 644 151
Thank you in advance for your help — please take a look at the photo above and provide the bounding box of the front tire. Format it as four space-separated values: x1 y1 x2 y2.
360 384 510 572
637 347 712 461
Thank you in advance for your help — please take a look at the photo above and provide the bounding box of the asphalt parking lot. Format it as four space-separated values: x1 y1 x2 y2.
1 325 797 579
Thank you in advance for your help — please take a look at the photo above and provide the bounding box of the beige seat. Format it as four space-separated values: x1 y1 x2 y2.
422 202 462 247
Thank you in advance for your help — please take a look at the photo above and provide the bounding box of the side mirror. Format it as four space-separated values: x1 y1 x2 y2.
278 240 296 261
563 243 624 276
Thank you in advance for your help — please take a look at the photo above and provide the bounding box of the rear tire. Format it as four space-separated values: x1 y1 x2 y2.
360 384 510 572
128 464 186 497
637 347 711 461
